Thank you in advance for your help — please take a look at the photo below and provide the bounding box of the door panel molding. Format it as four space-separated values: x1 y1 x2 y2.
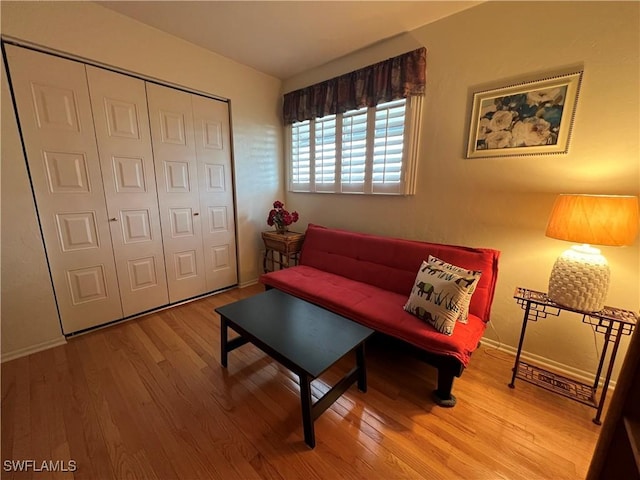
6 43 238 333
87 65 169 317
6 45 123 333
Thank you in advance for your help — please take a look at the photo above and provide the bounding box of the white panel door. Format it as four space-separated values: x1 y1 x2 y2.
146 82 206 303
86 66 169 316
5 45 122 333
192 94 238 291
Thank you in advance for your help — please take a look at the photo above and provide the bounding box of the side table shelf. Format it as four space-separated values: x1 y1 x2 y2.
261 231 305 273
509 287 638 425
515 361 597 407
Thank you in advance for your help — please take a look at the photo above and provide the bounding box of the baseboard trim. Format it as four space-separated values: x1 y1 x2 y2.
1 336 67 363
481 337 616 390
1 282 261 362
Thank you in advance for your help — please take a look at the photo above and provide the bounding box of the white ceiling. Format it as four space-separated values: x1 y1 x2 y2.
100 1 481 80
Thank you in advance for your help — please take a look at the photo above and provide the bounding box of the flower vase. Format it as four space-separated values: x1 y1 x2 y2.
275 225 287 235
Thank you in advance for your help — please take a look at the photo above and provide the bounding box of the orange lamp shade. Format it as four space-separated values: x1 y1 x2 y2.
545 194 639 246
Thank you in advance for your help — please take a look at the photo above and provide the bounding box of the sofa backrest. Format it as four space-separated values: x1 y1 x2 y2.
299 224 500 323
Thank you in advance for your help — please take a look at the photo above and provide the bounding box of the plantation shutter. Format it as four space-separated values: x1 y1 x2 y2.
372 99 406 194
341 107 368 193
290 120 311 192
285 48 425 195
313 114 337 192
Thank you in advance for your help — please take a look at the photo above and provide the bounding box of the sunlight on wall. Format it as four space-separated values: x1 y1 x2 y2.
283 1 640 380
233 122 281 280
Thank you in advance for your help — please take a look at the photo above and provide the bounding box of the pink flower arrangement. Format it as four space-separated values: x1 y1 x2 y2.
267 200 299 232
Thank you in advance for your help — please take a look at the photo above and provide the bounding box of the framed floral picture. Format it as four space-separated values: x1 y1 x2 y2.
466 71 583 158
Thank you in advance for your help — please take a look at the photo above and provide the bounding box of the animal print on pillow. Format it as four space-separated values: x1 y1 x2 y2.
404 260 481 335
427 255 482 324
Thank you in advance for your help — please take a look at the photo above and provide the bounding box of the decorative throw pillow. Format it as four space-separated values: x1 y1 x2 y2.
428 255 482 324
404 261 481 335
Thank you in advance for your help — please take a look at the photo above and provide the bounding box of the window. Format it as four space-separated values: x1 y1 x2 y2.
288 97 422 195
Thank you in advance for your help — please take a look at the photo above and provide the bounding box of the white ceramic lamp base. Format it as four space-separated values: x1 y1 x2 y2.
547 245 610 312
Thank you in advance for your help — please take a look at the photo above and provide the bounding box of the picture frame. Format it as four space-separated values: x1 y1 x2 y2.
466 71 583 158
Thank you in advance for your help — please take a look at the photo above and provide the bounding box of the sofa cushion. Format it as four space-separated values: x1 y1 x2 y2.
299 224 500 323
427 255 482 324
260 265 486 367
404 261 481 335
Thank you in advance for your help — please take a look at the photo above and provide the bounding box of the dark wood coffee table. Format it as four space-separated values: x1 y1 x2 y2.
215 289 374 448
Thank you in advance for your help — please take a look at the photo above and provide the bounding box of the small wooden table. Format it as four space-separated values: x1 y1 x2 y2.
261 230 305 273
216 289 374 448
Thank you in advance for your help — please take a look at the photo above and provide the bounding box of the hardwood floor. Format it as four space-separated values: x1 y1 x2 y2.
2 284 601 479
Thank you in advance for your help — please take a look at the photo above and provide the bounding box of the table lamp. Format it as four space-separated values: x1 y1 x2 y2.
545 194 639 312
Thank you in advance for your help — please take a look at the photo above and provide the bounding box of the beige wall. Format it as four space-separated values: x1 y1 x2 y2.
1 1 284 359
2 1 638 379
283 1 640 379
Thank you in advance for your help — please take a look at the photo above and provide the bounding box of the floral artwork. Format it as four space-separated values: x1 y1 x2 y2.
466 71 582 158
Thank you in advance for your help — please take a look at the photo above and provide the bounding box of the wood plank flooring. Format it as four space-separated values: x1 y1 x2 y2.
2 284 602 479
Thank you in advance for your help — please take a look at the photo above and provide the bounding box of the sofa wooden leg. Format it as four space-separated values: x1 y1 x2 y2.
432 368 457 407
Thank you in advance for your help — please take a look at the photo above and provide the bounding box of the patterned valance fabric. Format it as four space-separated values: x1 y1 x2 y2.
283 47 427 124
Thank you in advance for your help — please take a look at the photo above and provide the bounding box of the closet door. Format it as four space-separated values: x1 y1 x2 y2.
5 45 122 333
86 66 169 316
146 83 206 302
192 95 238 291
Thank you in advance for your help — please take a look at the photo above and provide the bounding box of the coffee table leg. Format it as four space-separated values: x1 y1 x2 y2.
220 316 228 368
356 343 367 392
299 374 315 448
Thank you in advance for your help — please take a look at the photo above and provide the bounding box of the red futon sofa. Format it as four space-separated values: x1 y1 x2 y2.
260 224 500 406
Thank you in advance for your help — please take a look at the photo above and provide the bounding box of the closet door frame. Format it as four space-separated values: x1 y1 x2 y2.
2 39 240 332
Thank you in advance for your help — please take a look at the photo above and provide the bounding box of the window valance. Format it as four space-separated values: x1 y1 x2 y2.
283 47 426 125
